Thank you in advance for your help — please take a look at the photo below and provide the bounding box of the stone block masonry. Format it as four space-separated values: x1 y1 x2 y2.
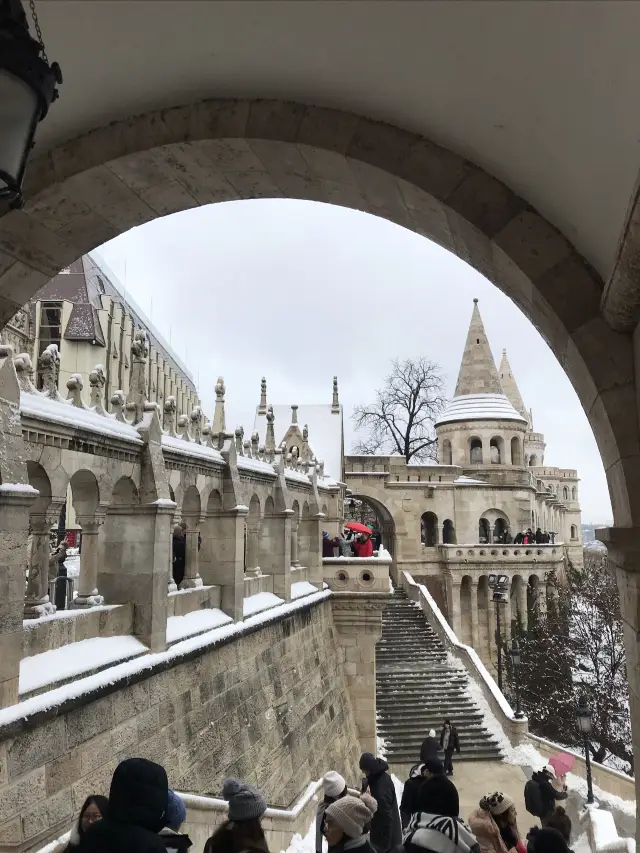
0 599 361 852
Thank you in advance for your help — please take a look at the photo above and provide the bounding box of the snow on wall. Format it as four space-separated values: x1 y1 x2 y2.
21 392 143 443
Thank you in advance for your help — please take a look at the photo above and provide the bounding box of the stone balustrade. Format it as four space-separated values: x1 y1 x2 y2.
439 543 564 563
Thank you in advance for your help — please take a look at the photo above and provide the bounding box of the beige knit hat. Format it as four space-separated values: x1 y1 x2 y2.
325 794 377 838
480 791 514 816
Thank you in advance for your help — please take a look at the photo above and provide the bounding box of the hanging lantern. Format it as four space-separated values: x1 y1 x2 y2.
0 0 62 208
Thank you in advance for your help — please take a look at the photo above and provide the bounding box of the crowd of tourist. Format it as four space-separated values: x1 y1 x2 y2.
485 528 556 546
65 740 576 853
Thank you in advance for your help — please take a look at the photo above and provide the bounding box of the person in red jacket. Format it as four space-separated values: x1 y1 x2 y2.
353 533 374 558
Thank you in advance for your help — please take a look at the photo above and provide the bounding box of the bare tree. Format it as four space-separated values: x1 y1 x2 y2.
352 357 447 463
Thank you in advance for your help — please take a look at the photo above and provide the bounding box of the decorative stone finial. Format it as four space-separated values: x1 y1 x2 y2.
291 404 298 425
265 405 276 462
177 413 190 441
127 329 150 423
258 376 268 415
163 395 177 436
66 373 85 408
190 405 203 444
111 390 126 422
473 297 478 304
243 439 251 458
332 376 340 413
301 424 310 465
251 431 260 459
38 343 62 401
89 364 106 414
213 376 226 433
235 426 244 455
14 352 37 394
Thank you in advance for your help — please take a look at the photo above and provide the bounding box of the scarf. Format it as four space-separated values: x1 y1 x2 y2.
442 728 451 751
405 813 480 853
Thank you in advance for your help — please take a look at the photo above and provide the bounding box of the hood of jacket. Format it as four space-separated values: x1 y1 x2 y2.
467 809 508 853
360 755 389 776
410 764 425 780
531 771 551 785
405 813 479 853
109 758 168 832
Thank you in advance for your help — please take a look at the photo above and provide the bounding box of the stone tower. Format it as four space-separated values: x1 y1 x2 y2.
454 299 504 396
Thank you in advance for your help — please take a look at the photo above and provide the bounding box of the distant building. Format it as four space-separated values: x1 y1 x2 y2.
1 253 200 418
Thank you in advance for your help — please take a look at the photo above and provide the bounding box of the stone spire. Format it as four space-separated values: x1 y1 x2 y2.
498 348 528 420
453 299 502 396
258 377 267 415
213 377 226 433
332 376 340 413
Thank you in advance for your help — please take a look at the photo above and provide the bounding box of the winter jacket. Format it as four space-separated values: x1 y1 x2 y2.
440 726 460 753
330 836 378 853
323 537 337 558
400 765 425 828
158 828 192 853
467 809 510 853
530 771 568 817
77 758 168 853
404 813 480 853
362 758 402 853
354 538 374 558
338 537 353 557
419 737 440 763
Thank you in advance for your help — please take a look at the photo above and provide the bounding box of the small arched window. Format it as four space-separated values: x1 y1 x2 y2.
571 487 577 501
441 439 452 465
563 487 568 500
511 436 522 466
529 454 538 467
570 525 577 540
469 437 483 464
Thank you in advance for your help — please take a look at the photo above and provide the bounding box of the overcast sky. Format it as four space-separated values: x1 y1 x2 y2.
96 199 611 524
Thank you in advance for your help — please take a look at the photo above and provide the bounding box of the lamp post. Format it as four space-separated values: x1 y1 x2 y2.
509 638 524 718
488 573 509 691
0 0 62 208
577 696 595 804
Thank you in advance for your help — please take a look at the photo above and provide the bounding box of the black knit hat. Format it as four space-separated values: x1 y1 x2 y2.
527 827 571 853
418 774 460 818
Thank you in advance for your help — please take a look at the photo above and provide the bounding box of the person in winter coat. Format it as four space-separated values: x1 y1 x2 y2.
65 795 109 850
420 730 440 763
468 793 526 853
440 720 460 775
323 532 338 558
158 790 192 853
316 771 355 853
529 766 567 826
359 753 402 853
353 534 374 559
401 759 459 829
337 531 354 558
324 793 378 853
526 827 571 853
204 778 269 853
404 771 478 853
77 758 169 853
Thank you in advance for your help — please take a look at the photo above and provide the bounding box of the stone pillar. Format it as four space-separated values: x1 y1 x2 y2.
516 581 528 632
291 519 300 568
181 522 203 589
0 488 36 707
482 437 491 466
24 506 60 618
470 580 479 650
446 574 462 638
504 584 512 644
536 575 547 618
597 527 640 840
74 514 105 607
211 507 247 621
245 520 261 577
332 596 386 754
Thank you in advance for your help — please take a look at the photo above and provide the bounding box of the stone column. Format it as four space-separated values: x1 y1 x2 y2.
446 574 462 638
74 514 105 607
332 596 386 754
0 488 37 707
536 575 547 618
470 580 479 650
245 520 261 577
291 519 300 568
24 506 61 618
181 521 203 589
211 507 247 621
504 583 512 644
516 581 528 632
482 437 491 465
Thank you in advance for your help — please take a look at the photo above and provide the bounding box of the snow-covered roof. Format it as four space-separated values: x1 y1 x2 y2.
436 394 528 427
454 475 488 485
254 404 343 480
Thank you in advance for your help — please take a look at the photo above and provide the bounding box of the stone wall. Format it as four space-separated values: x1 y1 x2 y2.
0 599 361 852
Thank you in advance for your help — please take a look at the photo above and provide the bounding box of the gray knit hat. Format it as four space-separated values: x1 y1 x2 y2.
222 778 267 821
326 794 377 839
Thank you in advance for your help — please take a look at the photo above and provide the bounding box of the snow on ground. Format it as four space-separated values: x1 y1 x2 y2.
166 609 232 644
243 592 285 617
19 635 146 695
291 582 319 600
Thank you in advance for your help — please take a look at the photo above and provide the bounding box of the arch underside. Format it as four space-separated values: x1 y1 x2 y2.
0 97 636 526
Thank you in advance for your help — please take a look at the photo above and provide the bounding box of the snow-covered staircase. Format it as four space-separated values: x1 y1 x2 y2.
376 587 503 764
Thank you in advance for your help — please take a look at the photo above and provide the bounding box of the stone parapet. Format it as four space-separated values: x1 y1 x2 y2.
438 543 564 565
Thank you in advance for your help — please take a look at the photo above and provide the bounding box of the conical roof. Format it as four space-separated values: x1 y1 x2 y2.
498 349 528 421
454 299 503 396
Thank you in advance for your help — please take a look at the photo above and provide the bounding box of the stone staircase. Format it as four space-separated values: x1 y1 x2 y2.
376 587 503 764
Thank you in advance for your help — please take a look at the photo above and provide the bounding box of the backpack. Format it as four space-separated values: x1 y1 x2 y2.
524 779 545 818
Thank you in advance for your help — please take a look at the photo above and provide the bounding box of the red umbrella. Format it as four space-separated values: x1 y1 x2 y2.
345 521 373 535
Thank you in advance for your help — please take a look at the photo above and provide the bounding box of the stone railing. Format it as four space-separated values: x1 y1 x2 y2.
401 570 529 745
323 549 393 595
438 543 564 564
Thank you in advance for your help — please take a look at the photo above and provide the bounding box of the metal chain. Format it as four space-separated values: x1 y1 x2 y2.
28 0 48 63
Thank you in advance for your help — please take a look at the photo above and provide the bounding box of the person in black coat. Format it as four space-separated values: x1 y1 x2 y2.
530 766 568 826
400 759 455 829
77 758 169 853
359 753 402 853
419 730 440 763
440 720 460 776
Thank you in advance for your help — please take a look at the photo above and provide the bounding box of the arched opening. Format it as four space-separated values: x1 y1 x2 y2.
571 524 578 539
245 495 262 576
346 493 395 557
441 439 452 465
572 486 577 501
421 511 438 546
477 576 490 663
469 437 483 464
478 517 491 543
68 469 101 611
529 454 539 467
511 575 526 633
490 436 504 464
510 436 522 466
101 475 141 602
442 519 456 545
563 486 569 500
493 517 508 543
199 488 223 586
527 574 540 622
25 461 55 618
460 576 473 646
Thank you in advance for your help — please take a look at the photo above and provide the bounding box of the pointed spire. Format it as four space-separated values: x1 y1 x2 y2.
454 299 502 396
291 404 298 425
498 348 528 420
332 376 340 413
213 377 226 433
258 376 267 415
